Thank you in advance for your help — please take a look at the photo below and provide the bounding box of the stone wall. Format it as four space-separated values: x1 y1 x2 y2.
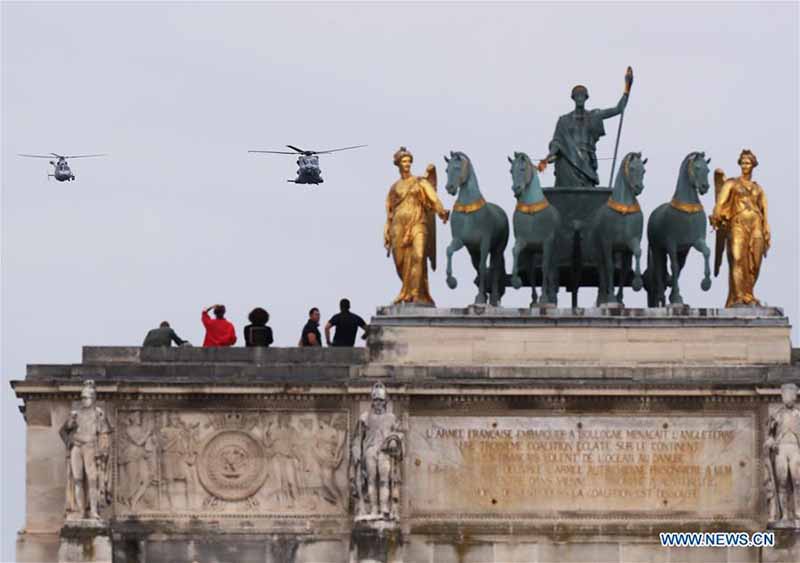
10 308 800 563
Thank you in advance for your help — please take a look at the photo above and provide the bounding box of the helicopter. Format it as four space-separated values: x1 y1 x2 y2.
18 153 107 182
248 144 366 184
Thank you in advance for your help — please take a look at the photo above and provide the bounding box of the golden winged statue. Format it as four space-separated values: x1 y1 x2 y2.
710 149 770 307
384 147 449 305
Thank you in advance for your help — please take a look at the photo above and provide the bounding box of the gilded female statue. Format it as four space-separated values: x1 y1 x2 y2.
710 149 770 307
384 147 449 305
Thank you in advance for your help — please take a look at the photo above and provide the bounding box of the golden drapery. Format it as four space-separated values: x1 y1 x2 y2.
384 165 447 305
711 171 770 307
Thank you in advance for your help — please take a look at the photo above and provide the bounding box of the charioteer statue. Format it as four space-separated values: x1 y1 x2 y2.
539 67 634 188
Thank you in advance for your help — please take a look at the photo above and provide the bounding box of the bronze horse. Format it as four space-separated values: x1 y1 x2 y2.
444 151 509 306
508 152 562 306
587 152 647 306
646 152 712 306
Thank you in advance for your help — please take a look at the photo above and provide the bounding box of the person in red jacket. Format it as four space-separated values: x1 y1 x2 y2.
201 304 237 347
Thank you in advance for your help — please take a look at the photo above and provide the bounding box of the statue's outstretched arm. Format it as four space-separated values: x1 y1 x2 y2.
597 67 633 119
420 179 448 221
596 93 629 120
710 178 734 227
539 125 563 171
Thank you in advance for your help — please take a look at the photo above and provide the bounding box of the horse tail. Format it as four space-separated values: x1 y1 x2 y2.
646 246 656 307
647 243 668 307
497 253 507 298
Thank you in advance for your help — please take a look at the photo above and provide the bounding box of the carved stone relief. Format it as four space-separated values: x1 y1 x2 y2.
765 383 800 529
114 409 349 518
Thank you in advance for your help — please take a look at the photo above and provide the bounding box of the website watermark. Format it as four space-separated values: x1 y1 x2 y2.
659 532 775 548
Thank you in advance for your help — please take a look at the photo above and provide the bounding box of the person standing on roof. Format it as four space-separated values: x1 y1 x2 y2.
325 298 368 347
201 304 237 347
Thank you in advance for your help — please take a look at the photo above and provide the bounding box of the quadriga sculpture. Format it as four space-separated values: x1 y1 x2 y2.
646 152 712 306
587 152 647 306
508 152 562 306
444 151 509 306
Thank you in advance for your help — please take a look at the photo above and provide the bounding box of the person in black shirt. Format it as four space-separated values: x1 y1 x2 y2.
143 321 187 347
325 298 368 347
299 307 322 347
244 307 274 347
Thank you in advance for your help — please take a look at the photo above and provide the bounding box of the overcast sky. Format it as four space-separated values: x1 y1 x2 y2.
2 1 798 559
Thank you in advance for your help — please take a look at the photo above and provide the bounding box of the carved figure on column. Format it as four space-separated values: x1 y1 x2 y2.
159 412 199 511
264 413 302 508
351 383 404 523
765 383 800 528
119 410 158 510
58 380 112 520
710 149 770 307
311 414 347 507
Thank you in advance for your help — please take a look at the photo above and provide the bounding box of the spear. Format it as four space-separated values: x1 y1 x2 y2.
608 66 633 188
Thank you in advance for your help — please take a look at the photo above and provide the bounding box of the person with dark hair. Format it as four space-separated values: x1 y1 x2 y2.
143 321 187 347
299 307 322 347
325 298 368 347
201 304 237 347
244 307 274 347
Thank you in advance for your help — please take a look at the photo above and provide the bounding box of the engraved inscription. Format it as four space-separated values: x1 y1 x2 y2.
408 415 757 516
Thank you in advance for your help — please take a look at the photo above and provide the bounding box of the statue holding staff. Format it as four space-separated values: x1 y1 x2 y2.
384 147 449 306
538 67 634 187
710 149 770 307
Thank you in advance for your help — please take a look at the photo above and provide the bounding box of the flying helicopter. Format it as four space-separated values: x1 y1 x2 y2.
248 144 366 184
18 153 107 182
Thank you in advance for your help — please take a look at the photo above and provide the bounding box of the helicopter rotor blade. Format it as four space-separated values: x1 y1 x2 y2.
314 144 368 155
63 154 108 159
18 154 58 159
286 145 307 154
248 150 300 155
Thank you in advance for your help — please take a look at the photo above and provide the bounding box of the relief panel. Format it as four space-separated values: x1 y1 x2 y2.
114 409 349 519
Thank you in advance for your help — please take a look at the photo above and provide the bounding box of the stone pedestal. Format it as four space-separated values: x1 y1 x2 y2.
763 529 800 563
57 521 112 563
352 522 403 563
368 306 791 366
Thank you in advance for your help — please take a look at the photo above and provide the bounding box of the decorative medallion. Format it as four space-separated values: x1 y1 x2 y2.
198 430 268 501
